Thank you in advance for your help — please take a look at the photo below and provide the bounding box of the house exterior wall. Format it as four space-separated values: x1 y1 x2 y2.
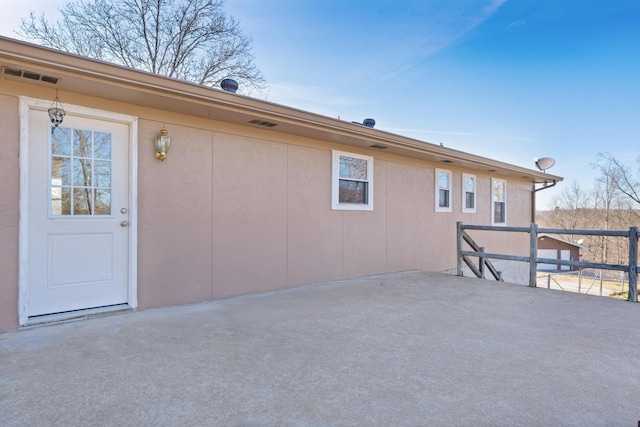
0 94 20 330
538 238 580 271
0 83 534 331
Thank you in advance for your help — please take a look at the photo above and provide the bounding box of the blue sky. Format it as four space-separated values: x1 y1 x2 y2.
2 0 639 209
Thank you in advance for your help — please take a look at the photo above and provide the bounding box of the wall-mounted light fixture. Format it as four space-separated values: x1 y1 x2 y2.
48 89 66 129
155 127 171 161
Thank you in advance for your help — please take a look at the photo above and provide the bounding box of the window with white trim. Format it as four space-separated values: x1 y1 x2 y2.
435 169 452 212
491 178 507 225
331 150 373 211
462 173 476 213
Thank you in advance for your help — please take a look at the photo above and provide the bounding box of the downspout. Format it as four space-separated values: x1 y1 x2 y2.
531 180 558 223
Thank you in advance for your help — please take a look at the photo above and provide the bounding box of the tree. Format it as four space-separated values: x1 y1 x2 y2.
593 153 640 208
549 181 591 229
19 0 264 91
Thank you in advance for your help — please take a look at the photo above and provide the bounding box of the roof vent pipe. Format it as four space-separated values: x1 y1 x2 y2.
363 118 375 128
221 78 239 93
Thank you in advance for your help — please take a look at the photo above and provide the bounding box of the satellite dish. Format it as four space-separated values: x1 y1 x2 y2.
534 157 556 172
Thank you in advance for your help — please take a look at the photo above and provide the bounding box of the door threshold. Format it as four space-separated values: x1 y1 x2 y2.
24 304 132 328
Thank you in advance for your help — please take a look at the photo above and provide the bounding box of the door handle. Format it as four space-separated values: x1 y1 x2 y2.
120 221 129 227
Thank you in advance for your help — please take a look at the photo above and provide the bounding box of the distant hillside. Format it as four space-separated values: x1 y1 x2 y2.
536 208 640 266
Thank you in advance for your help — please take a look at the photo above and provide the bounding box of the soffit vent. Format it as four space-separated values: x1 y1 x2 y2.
2 67 60 84
441 159 454 163
369 144 388 149
249 119 278 128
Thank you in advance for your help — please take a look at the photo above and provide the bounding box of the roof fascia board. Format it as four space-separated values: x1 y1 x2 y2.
0 37 562 183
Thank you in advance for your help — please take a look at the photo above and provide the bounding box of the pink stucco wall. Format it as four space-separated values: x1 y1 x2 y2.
137 122 214 308
134 124 533 307
0 87 535 330
0 95 20 330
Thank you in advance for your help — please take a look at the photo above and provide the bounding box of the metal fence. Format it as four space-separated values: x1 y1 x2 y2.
456 222 639 302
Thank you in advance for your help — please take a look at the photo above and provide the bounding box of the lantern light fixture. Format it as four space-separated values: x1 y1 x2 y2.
155 126 171 161
48 89 66 129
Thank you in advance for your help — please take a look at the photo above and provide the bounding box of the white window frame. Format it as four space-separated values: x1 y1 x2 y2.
435 169 452 212
331 150 374 211
491 178 507 226
462 173 477 213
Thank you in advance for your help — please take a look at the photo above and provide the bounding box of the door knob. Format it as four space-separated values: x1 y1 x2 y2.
120 221 129 227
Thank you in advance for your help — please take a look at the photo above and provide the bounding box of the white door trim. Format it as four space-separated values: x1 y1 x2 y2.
18 97 138 325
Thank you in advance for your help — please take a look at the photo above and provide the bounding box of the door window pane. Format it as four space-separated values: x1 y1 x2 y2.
94 161 111 187
94 132 111 159
51 187 71 215
94 189 111 215
73 159 92 187
51 127 71 156
50 126 112 217
73 130 93 157
73 188 93 215
51 157 71 186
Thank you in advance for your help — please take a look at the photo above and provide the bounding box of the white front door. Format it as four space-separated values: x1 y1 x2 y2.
26 108 132 317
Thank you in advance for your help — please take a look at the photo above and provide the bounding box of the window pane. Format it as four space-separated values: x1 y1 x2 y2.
439 189 449 207
494 201 505 223
339 180 368 204
339 156 367 180
466 192 475 209
94 189 111 215
51 157 71 186
73 130 93 158
73 159 93 187
52 187 71 216
73 188 93 215
493 180 505 202
438 172 449 190
464 176 475 193
94 160 111 188
51 127 71 156
94 132 111 159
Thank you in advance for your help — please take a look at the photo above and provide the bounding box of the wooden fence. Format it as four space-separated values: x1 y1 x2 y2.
456 222 638 302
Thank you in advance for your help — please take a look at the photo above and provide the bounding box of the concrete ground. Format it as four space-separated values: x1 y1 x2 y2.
1 271 639 426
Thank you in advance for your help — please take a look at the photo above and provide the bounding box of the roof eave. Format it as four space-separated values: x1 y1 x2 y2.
0 36 563 184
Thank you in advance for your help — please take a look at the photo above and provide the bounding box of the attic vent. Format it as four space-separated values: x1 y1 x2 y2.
2 67 60 85
249 119 278 128
41 75 60 84
23 71 41 80
441 160 453 163
3 67 21 77
221 78 239 93
369 144 387 150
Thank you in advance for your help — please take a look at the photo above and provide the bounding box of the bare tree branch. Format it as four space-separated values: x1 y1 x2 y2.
18 0 265 92
593 153 640 206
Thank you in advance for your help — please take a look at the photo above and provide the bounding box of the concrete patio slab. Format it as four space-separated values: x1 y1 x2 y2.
1 271 639 426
